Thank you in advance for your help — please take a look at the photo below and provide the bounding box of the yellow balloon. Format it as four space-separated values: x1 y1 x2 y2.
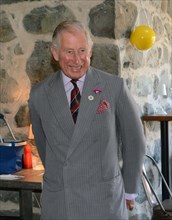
130 25 156 50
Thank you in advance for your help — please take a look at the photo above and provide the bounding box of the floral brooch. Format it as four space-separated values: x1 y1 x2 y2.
93 88 102 94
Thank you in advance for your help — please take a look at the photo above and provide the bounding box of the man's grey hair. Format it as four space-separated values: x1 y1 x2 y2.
51 20 93 49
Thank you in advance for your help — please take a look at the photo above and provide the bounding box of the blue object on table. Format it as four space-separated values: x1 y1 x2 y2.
0 141 25 174
0 113 27 174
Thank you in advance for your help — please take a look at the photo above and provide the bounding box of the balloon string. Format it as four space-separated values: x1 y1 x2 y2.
133 0 150 29
140 0 150 26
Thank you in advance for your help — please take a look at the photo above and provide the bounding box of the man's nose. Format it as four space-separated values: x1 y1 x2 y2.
73 52 81 63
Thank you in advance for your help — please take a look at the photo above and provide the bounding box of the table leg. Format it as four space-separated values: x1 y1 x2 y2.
160 121 170 200
19 190 33 220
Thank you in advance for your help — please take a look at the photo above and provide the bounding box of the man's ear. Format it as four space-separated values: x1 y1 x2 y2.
89 49 92 58
50 46 59 61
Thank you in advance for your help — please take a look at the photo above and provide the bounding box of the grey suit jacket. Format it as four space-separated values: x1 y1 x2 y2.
29 67 146 220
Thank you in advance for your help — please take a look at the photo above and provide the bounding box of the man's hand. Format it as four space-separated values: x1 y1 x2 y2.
126 199 135 211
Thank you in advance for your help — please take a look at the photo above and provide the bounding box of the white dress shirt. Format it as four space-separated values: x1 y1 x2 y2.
62 72 85 106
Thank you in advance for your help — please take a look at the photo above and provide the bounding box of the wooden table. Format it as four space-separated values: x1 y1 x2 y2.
142 112 172 200
0 169 44 220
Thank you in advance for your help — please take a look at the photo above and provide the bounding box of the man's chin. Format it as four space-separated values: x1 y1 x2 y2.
69 70 85 78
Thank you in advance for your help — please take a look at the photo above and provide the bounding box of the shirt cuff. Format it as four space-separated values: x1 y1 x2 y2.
125 193 138 200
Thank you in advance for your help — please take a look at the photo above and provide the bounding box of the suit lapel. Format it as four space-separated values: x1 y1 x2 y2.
66 68 105 160
44 69 105 159
44 72 74 139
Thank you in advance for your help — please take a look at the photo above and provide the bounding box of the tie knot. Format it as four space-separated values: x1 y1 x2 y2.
71 79 78 86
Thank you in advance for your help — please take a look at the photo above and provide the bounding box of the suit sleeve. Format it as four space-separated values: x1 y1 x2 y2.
116 79 146 194
28 87 46 166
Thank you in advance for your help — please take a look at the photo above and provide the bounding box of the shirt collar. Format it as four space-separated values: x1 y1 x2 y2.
62 72 86 86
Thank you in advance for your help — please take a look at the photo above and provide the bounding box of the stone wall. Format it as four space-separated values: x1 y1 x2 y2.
0 0 172 219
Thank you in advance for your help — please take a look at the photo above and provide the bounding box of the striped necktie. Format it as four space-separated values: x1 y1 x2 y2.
70 79 81 123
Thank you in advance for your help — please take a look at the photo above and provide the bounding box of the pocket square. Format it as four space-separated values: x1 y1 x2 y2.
96 100 110 114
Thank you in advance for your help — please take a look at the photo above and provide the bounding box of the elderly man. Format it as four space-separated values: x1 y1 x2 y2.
29 20 145 220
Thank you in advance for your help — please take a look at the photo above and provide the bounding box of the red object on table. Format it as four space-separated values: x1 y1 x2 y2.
23 143 32 169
